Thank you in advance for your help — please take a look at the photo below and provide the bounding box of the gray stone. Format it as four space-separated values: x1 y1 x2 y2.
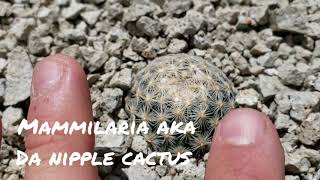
236 88 260 107
294 46 313 61
106 40 128 57
278 63 307 86
80 46 108 72
257 52 279 68
278 43 294 59
123 48 144 61
106 25 131 43
314 169 320 180
215 7 240 25
249 6 269 25
103 2 123 21
270 5 320 38
81 10 102 26
314 77 320 91
0 78 5 103
95 121 129 155
62 1 85 19
87 74 100 85
251 43 271 56
174 159 205 179
123 165 160 180
227 32 256 51
3 107 23 136
104 57 121 73
185 10 206 31
230 51 249 74
314 40 320 58
167 39 188 53
285 176 300 180
28 33 48 56
131 37 149 53
285 151 311 174
0 1 11 17
109 68 132 90
275 91 320 122
4 47 33 106
55 0 70 6
311 59 320 73
274 113 298 133
285 146 320 174
0 58 7 74
160 176 172 180
141 47 157 59
301 36 314 51
122 4 155 25
297 113 320 146
60 28 87 41
163 0 192 16
212 40 227 53
155 166 168 177
136 16 162 38
296 146 320 165
281 133 299 153
258 75 286 99
100 88 123 113
37 6 60 22
131 135 148 154
9 18 35 41
164 18 198 39
251 0 289 8
192 31 209 49
6 174 20 180
117 108 128 119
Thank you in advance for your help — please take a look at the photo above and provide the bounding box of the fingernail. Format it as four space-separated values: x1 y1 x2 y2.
32 60 64 98
218 109 267 146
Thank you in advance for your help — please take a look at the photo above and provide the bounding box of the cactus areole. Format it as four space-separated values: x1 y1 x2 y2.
126 54 236 157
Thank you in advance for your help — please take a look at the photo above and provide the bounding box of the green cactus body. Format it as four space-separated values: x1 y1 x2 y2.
126 54 235 157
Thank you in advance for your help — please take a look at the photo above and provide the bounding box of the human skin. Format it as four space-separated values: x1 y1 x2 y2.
0 54 285 180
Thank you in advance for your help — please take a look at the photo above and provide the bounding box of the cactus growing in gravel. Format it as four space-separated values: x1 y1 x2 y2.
126 54 236 157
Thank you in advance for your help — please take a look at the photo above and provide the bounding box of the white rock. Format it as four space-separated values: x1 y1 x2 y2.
109 68 132 90
136 16 162 38
80 46 108 72
131 135 148 154
9 18 35 40
173 159 205 179
81 10 102 26
0 1 11 17
123 165 160 180
4 47 33 106
275 91 320 122
258 75 286 100
0 58 7 74
100 88 123 113
62 1 85 19
235 88 260 107
285 175 300 180
297 113 320 146
167 39 188 54
274 113 298 133
2 107 23 136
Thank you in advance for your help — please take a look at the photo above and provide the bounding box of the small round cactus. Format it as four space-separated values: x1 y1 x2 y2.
126 54 235 157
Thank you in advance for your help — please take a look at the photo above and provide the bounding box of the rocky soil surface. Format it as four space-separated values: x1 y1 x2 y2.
0 0 320 180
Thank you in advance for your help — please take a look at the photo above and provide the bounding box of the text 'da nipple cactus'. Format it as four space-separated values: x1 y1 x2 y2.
125 54 236 158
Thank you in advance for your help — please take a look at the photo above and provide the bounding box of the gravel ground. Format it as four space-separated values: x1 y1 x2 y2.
0 0 320 180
